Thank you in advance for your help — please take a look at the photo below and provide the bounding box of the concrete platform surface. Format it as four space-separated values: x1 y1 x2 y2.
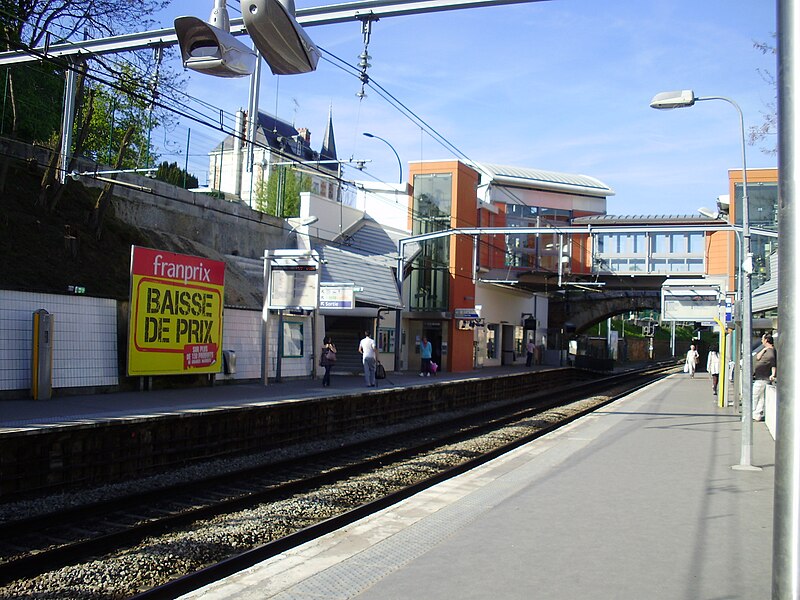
179 373 775 600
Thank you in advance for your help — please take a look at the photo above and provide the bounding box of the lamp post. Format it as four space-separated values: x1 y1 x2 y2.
363 132 403 183
651 90 758 470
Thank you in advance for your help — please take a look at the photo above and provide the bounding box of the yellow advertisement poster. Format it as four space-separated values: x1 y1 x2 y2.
128 246 225 376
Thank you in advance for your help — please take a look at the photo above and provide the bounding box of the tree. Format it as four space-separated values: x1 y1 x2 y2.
749 36 777 156
0 0 168 138
255 165 312 217
154 161 198 189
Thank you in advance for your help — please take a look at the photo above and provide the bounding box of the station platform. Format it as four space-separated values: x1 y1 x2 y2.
0 365 560 431
178 373 775 600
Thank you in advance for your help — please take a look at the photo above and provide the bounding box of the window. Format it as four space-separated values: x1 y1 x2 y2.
411 174 452 312
377 328 395 353
486 324 498 359
282 321 304 357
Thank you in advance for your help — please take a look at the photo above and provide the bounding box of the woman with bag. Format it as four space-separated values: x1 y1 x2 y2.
320 336 337 387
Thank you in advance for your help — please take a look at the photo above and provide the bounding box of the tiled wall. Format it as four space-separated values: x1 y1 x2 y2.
1 292 315 392
0 291 118 391
220 309 262 380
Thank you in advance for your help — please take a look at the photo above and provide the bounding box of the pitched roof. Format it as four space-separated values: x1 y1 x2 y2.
317 245 401 308
473 162 614 197
572 214 713 225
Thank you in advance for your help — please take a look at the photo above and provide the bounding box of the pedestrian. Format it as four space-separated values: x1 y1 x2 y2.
359 330 377 387
706 345 720 395
752 334 777 422
525 338 535 367
320 336 336 387
685 344 699 378
420 336 432 377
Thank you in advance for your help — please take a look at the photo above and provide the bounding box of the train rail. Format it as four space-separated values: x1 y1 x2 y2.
0 364 677 599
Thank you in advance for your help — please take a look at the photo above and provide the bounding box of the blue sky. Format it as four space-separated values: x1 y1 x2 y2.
151 0 777 216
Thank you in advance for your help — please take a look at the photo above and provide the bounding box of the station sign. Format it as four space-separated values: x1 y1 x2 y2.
128 246 225 376
319 283 355 309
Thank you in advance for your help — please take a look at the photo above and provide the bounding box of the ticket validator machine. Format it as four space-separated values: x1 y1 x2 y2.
32 309 54 400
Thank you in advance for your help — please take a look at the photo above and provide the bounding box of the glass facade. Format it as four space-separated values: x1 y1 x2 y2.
734 182 779 290
504 205 572 270
410 174 452 311
593 231 705 274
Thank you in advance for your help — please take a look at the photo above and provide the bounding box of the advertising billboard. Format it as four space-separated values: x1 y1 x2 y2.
128 246 225 376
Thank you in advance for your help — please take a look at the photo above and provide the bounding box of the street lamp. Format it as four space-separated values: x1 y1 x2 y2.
362 132 403 183
652 89 757 470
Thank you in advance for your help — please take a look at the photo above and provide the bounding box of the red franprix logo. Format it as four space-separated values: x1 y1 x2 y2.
132 246 225 286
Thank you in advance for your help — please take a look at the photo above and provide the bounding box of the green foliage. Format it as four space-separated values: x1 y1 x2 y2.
0 64 63 142
79 64 158 169
154 161 198 189
255 165 311 217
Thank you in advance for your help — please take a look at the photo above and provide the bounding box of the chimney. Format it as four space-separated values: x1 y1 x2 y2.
297 127 311 145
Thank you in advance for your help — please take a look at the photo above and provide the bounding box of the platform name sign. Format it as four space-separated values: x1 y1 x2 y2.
128 246 225 376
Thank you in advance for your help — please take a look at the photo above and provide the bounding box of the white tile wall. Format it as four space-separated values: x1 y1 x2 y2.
0 293 313 391
0 290 119 390
220 309 262 380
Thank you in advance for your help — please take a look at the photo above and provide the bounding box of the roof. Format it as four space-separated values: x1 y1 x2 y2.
337 220 406 265
211 111 337 172
572 214 715 225
472 162 614 198
317 245 401 309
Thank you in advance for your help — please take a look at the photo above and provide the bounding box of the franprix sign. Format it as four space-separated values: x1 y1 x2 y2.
128 246 225 376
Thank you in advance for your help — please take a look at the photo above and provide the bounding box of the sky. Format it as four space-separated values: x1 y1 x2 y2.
146 0 777 216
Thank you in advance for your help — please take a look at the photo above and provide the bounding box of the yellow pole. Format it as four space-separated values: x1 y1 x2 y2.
713 317 727 408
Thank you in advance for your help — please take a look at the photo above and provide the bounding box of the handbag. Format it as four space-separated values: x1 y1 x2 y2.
683 363 689 373
325 348 337 363
375 362 386 379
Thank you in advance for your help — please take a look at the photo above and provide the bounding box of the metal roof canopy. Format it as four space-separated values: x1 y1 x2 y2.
0 0 550 66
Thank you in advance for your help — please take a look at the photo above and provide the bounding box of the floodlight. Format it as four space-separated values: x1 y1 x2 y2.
175 1 257 78
649 90 697 110
698 207 720 220
241 0 320 75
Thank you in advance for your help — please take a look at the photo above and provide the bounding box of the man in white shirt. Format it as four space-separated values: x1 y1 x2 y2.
358 330 377 387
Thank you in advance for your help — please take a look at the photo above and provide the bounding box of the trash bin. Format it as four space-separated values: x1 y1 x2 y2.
223 350 236 374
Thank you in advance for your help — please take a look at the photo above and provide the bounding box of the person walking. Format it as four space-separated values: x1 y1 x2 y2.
320 336 336 387
420 336 432 377
685 344 699 378
752 334 777 422
359 330 377 387
706 346 720 395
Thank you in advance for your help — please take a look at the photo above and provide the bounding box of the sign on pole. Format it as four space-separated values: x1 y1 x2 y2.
128 246 225 376
661 280 723 322
265 250 320 310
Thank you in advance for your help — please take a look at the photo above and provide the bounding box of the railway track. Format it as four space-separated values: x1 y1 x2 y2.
0 364 676 598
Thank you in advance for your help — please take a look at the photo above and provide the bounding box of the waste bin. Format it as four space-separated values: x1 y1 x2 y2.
223 349 236 374
32 309 54 400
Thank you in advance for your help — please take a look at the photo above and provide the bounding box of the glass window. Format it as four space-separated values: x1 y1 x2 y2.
486 324 498 359
282 321 303 357
411 174 452 311
377 328 395 353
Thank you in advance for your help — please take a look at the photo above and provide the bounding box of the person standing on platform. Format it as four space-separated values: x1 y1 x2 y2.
320 336 336 387
359 331 377 387
706 346 720 395
420 336 432 377
685 344 699 378
526 338 535 367
752 334 777 422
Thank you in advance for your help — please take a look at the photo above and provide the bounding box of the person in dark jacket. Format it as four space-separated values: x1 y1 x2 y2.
320 336 337 387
